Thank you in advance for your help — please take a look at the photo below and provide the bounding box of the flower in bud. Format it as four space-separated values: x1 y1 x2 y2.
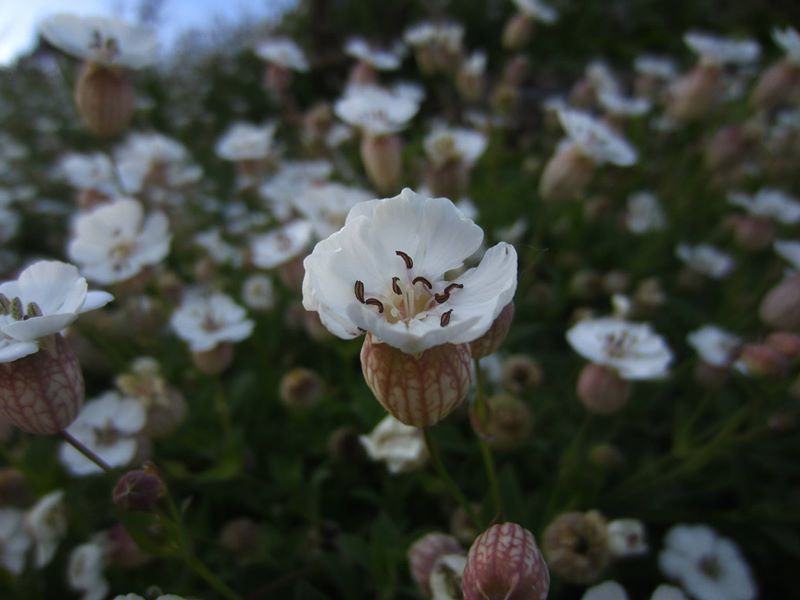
759 274 800 330
327 426 367 464
409 532 464 596
461 522 549 600
726 215 775 251
192 342 234 376
360 134 403 194
470 303 515 359
485 394 532 451
543 511 610 584
666 65 720 121
500 354 542 394
539 144 596 202
104 523 149 568
705 125 758 175
0 469 32 507
765 332 800 361
502 14 534 50
219 517 260 560
361 335 472 427
112 466 165 512
577 364 631 415
588 443 626 470
737 344 789 378
74 64 135 137
752 60 800 111
279 367 324 411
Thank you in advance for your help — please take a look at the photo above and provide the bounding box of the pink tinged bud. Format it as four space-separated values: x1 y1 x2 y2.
349 61 377 86
425 159 469 201
470 303 515 359
752 60 800 111
0 335 84 434
360 334 472 427
74 63 134 137
461 522 549 600
576 364 631 415
739 344 789 378
667 64 720 121
502 13 534 50
759 274 800 330
765 332 800 361
192 342 234 375
705 125 757 174
408 532 464 596
693 361 730 389
264 63 293 96
360 134 403 194
539 145 595 202
727 215 775 251
112 467 165 512
105 523 149 569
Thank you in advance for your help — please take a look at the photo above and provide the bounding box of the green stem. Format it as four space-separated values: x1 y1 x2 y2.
423 428 481 531
215 378 233 440
473 359 503 517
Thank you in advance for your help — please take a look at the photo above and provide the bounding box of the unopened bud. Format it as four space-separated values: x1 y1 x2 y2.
219 517 260 560
502 14 534 50
105 523 149 568
539 145 595 202
192 342 234 375
0 468 32 507
485 394 532 451
765 332 800 361
705 125 757 174
502 55 529 87
577 364 631 415
327 426 367 464
666 64 720 121
543 510 610 584
408 532 464 596
727 215 775 251
739 343 789 378
74 63 135 137
279 368 324 410
450 503 481 545
360 134 402 194
112 467 165 512
759 274 800 330
588 443 626 470
500 354 542 394
751 60 800 111
470 303 515 359
425 158 469 200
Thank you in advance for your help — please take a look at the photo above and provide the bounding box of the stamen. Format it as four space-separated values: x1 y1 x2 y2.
354 280 365 303
10 297 23 320
0 294 9 315
440 309 453 327
391 277 402 295
443 283 464 295
26 302 42 318
365 298 384 313
395 250 414 269
434 292 448 304
412 276 433 289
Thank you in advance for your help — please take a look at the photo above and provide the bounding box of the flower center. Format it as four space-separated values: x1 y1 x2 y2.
0 294 42 320
602 331 637 358
92 420 121 447
89 30 120 63
699 555 721 580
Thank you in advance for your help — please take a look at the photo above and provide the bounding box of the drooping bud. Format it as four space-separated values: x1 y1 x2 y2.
279 368 324 410
0 335 84 434
484 394 532 451
502 13 534 50
765 332 800 361
576 364 631 415
759 274 800 330
470 303 515 359
738 343 789 378
112 466 165 512
751 60 800 111
725 215 775 251
192 342 234 375
500 354 543 394
408 532 464 596
360 334 472 427
0 468 33 507
74 63 135 137
588 443 626 470
327 426 368 464
542 510 610 585
461 522 549 600
425 158 469 201
539 144 595 202
219 517 260 560
105 523 150 568
666 64 720 121
360 134 403 194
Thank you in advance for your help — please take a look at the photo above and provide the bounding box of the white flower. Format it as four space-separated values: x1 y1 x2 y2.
773 27 800 64
0 261 113 363
25 490 67 567
254 37 309 72
687 326 741 368
727 189 800 225
635 55 678 80
512 0 558 23
216 122 278 161
115 132 193 193
251 220 314 269
566 317 673 380
582 581 628 600
774 239 800 271
404 22 464 50
57 152 116 194
587 61 622 95
684 32 760 66
68 197 171 284
359 414 428 474
259 160 333 221
302 189 518 355
171 292 254 352
195 228 244 267
242 275 276 311
676 244 736 279
461 51 487 76
115 595 186 600
68 541 108 600
334 85 421 135
557 109 638 166
424 126 488 168
293 182 373 239
607 519 648 557
345 37 404 70
39 13 158 68
0 205 20 244
625 192 667 234
651 585 688 600
59 391 145 476
0 508 31 575
598 90 651 117
659 524 756 600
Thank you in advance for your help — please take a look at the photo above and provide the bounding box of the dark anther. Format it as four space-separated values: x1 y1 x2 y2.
10 297 23 320
365 298 384 313
354 280 366 303
443 283 464 295
434 292 448 304
0 294 9 315
412 276 433 289
440 309 453 327
395 250 414 269
391 277 402 295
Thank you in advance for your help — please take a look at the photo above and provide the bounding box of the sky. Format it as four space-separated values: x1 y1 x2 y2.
0 0 297 66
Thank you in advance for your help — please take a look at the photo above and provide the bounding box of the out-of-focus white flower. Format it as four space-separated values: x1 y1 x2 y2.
0 508 31 575
170 292 254 353
216 122 278 161
0 261 113 363
195 228 244 267
687 325 741 368
359 414 428 474
728 189 800 225
773 27 800 64
587 61 622 95
293 182 373 239
512 0 558 23
659 524 756 600
607 519 648 557
59 391 145 476
774 239 800 270
251 220 314 269
39 13 158 68
0 206 20 244
557 109 638 166
57 152 117 194
651 585 689 600
424 126 488 167
302 188 518 355
684 32 760 66
115 132 194 193
566 317 673 380
114 595 186 600
241 274 276 311
676 243 736 279
635 55 678 80
259 160 333 221
582 581 628 600
25 490 67 567
598 90 651 117
345 37 404 70
254 37 308 72
404 22 464 50
461 51 487 77
68 197 171 284
334 85 421 135
68 541 108 600
625 192 667 234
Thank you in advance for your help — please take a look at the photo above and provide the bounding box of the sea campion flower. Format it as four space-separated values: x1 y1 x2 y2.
687 325 742 369
25 490 67 567
676 243 735 279
423 125 488 199
727 189 800 225
752 27 800 110
404 22 464 75
408 532 464 596
345 37 404 84
303 189 517 426
503 0 558 50
359 415 428 474
0 261 112 434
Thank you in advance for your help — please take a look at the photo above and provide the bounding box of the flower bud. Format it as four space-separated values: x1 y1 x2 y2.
759 274 800 330
726 215 775 251
539 145 595 202
693 361 730 389
192 342 234 375
705 125 757 175
112 467 165 512
360 335 472 427
0 334 84 434
738 343 789 378
264 63 292 97
462 522 549 600
502 13 534 50
588 443 626 470
409 532 464 596
666 64 720 121
425 159 469 201
502 55 530 87
219 517 260 560
279 367 324 411
0 468 33 507
765 332 800 361
74 64 134 137
360 134 402 194
485 394 532 451
501 354 543 394
105 523 149 568
542 511 610 584
470 303 515 359
490 83 519 117
751 60 800 111
577 364 630 415
327 426 367 464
